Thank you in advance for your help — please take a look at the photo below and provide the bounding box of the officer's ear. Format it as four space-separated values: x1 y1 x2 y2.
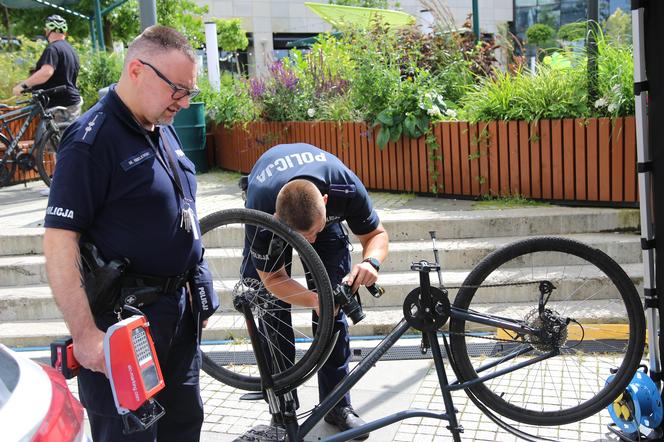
322 194 328 206
126 58 145 83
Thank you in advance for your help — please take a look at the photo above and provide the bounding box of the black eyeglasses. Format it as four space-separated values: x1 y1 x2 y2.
139 59 200 101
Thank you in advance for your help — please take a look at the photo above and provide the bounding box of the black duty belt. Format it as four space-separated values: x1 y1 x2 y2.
121 271 190 294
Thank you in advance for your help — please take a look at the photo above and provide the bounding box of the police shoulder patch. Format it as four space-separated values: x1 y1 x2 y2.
76 112 106 145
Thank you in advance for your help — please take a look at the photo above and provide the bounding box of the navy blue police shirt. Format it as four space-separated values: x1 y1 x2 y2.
44 85 202 276
245 143 379 271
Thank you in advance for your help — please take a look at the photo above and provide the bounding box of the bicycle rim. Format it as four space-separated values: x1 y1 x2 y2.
199 208 334 393
449 236 645 426
36 129 59 187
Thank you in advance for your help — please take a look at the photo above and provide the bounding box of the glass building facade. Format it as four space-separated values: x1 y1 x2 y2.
512 0 630 39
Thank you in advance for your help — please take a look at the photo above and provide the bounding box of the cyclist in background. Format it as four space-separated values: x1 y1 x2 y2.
12 14 82 124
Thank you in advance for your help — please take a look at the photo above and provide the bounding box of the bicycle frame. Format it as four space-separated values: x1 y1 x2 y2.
237 260 557 442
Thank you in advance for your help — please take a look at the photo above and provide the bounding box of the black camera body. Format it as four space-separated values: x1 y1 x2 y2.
333 283 366 325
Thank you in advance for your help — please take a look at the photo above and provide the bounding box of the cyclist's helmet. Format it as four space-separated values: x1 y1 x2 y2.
45 15 68 34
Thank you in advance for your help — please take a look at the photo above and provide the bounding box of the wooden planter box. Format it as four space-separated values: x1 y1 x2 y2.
213 117 637 206
0 107 41 186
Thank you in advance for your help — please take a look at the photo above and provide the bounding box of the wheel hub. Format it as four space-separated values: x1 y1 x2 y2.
16 152 36 171
524 308 569 352
232 278 272 317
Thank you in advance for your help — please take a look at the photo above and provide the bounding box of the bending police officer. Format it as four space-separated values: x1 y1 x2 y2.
243 142 389 440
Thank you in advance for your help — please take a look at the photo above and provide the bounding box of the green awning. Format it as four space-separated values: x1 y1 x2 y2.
304 2 416 29
286 31 343 48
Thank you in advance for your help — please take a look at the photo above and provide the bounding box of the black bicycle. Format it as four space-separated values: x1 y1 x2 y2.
0 85 69 187
199 208 645 441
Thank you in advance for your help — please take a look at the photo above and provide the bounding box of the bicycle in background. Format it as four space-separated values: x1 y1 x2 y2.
0 85 70 187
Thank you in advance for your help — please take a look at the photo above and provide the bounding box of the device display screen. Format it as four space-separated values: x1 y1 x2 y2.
142 364 159 391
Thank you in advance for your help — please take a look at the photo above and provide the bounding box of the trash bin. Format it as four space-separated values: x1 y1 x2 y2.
173 102 208 173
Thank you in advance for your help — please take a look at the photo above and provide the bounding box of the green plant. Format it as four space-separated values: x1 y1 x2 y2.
0 36 46 100
603 8 631 45
215 18 249 75
474 194 549 209
592 28 633 117
75 48 123 111
526 23 555 48
557 22 587 42
198 74 256 127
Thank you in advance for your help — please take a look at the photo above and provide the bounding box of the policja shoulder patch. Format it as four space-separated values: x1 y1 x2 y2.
76 112 106 145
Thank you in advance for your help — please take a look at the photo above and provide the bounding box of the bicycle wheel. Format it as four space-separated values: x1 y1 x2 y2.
449 236 645 426
35 128 60 187
200 208 335 393
0 135 17 187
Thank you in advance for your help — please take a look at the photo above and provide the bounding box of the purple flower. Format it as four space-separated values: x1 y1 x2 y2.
249 78 266 100
269 60 299 91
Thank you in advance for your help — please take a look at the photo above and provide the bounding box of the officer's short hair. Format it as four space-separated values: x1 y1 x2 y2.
276 180 325 232
125 25 196 67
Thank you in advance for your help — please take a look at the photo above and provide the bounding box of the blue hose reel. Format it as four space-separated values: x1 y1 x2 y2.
607 369 663 434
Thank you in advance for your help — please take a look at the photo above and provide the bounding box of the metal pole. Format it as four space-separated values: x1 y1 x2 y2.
471 0 479 41
94 0 104 51
138 0 157 31
204 22 221 92
631 2 660 380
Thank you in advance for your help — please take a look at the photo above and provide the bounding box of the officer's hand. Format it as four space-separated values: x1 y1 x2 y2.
202 319 208 328
73 327 107 376
11 84 24 97
346 262 378 294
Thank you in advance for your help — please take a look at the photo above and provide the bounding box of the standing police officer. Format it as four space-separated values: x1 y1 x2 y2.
43 26 207 441
244 143 389 439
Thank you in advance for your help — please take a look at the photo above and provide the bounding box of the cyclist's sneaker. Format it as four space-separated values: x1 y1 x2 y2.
324 405 369 440
39 188 50 197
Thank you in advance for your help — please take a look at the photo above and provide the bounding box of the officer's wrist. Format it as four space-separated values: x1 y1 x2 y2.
362 257 380 272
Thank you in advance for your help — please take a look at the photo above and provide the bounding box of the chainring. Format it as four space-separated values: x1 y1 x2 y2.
403 286 451 332
16 152 36 171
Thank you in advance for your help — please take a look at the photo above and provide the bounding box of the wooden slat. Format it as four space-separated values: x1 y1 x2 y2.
574 119 587 201
468 123 480 195
611 118 624 202
599 118 611 201
563 119 575 200
478 123 490 196
433 123 445 194
442 123 453 195
586 118 599 200
540 120 552 199
451 122 461 194
395 138 405 191
401 136 412 192
459 122 471 195
624 117 637 202
551 119 563 199
508 121 520 196
418 136 428 193
488 122 499 196
388 138 398 190
498 121 509 195
518 121 530 197
529 121 541 198
379 126 389 190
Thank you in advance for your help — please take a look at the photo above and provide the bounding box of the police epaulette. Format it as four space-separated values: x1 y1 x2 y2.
77 112 106 145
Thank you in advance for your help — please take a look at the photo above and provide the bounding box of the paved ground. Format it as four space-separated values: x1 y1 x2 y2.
3 171 634 441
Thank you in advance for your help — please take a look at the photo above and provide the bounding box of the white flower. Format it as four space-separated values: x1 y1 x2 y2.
445 108 457 118
427 105 441 117
608 103 618 113
594 98 607 108
307 108 315 118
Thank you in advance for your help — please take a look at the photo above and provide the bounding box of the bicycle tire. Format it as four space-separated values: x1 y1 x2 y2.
199 208 335 393
0 134 17 187
448 236 645 426
35 127 60 187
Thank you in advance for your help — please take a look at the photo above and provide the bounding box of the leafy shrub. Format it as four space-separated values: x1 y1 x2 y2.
0 37 46 100
592 29 633 116
77 49 123 111
461 60 588 122
197 74 256 127
526 24 556 48
557 22 587 41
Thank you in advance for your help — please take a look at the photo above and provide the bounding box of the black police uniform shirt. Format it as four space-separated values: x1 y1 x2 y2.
44 85 202 277
34 39 81 107
245 142 379 271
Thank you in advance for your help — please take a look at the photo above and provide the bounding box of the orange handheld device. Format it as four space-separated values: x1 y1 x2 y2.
104 315 166 433
50 337 81 379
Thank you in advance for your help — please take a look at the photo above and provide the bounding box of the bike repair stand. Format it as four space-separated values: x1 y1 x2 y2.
606 3 664 440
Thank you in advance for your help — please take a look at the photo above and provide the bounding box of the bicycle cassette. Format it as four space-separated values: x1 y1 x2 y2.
16 152 36 171
607 368 663 433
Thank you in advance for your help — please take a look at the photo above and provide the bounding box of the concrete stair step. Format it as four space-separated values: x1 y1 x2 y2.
0 262 644 322
0 298 635 348
0 232 641 286
0 228 43 256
